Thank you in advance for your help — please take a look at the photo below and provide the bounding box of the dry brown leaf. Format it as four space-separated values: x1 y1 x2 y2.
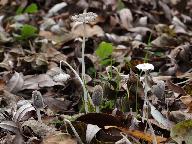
43 133 77 144
105 126 167 143
43 97 72 112
22 74 60 90
167 80 186 96
0 79 6 94
180 95 192 112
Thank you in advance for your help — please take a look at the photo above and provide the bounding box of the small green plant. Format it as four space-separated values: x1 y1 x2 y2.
96 41 114 66
16 3 38 15
17 24 38 40
117 0 125 10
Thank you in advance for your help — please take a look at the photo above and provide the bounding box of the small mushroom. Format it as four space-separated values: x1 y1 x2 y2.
92 85 103 113
32 90 44 122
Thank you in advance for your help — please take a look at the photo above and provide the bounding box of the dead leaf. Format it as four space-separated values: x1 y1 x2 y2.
13 102 35 122
22 74 59 90
167 80 186 96
0 121 20 134
76 113 124 128
43 133 77 144
0 79 6 94
43 97 72 112
7 71 24 93
118 8 133 30
151 80 165 99
22 119 56 137
86 124 101 143
151 34 177 47
180 95 192 112
105 126 167 143
149 102 174 130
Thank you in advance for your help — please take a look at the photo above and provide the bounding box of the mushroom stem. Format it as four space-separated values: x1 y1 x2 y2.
95 106 100 113
36 109 42 123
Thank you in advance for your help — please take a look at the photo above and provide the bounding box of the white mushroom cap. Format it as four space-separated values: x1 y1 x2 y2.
136 63 154 72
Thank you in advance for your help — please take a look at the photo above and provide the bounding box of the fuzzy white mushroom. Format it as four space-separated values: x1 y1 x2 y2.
136 63 154 72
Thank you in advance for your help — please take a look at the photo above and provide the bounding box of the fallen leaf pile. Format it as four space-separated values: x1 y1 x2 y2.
0 0 192 144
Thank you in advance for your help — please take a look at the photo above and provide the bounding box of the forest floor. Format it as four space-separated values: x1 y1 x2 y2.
0 0 192 144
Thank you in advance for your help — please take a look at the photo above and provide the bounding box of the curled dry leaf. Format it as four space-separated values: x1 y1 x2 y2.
47 2 67 17
7 71 24 93
0 121 20 134
118 8 133 30
86 124 101 143
13 102 35 122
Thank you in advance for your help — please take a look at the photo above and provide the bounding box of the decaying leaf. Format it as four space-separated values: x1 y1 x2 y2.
13 102 35 122
22 119 56 137
0 121 20 134
43 97 72 113
105 126 167 143
7 71 24 93
167 80 186 96
180 95 192 112
118 8 133 30
149 102 174 130
86 124 101 143
43 132 77 144
151 80 165 99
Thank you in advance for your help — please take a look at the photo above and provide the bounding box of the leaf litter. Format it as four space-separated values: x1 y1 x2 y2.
0 0 192 144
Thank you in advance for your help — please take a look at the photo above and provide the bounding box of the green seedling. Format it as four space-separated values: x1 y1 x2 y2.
16 3 38 15
96 41 114 66
16 24 38 40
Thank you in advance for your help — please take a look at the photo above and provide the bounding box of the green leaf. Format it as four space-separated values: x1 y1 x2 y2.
24 3 38 14
16 7 24 15
19 24 37 40
100 58 112 66
96 41 113 59
117 0 125 11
